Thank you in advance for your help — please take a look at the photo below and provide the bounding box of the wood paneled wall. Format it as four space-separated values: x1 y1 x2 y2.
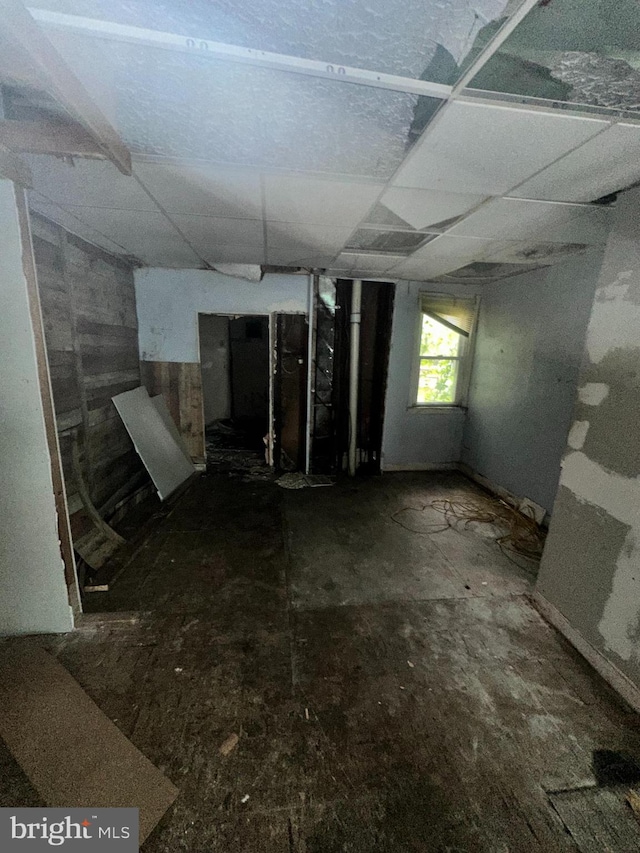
140 360 205 464
32 213 149 541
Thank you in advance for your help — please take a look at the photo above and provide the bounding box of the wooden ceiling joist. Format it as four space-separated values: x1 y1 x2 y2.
0 0 131 174
0 118 106 159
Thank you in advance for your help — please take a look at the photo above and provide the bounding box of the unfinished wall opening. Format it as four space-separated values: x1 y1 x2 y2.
199 313 270 471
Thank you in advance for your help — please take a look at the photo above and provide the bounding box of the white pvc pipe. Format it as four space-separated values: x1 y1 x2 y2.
348 279 362 477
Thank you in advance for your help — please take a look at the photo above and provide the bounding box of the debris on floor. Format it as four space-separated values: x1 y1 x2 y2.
276 472 336 489
391 491 546 566
627 789 640 820
219 733 239 756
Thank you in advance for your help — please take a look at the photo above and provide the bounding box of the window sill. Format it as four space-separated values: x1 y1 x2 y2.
407 404 467 414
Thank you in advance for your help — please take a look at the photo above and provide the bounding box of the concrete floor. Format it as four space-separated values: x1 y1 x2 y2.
7 472 640 850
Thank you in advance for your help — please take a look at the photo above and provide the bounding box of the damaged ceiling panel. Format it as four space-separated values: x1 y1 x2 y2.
345 228 437 255
371 187 486 231
467 0 640 115
37 26 438 177
434 260 545 282
30 0 519 82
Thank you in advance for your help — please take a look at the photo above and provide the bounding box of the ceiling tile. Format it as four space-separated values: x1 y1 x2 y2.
449 197 589 241
481 240 587 265
28 193 129 256
264 175 383 227
510 122 640 203
391 100 607 196
267 222 353 252
389 234 493 278
59 207 201 267
25 155 157 211
376 187 487 231
265 250 336 267
134 162 263 219
332 253 407 273
170 214 264 248
202 245 266 265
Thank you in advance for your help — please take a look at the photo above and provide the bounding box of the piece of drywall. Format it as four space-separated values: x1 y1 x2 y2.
0 180 73 635
381 280 481 470
113 387 195 500
140 361 205 463
537 187 640 692
198 314 230 425
135 268 308 363
31 212 148 544
461 252 604 512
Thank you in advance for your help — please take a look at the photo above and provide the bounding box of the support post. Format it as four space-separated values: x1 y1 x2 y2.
348 279 362 477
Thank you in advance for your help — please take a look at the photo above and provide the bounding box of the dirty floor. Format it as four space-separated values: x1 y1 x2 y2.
4 472 640 851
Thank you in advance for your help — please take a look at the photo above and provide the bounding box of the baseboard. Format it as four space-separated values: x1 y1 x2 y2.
458 463 548 526
382 462 459 472
532 592 640 715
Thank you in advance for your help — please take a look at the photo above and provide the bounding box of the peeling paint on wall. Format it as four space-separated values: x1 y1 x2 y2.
567 420 589 450
599 530 640 663
577 382 609 406
586 278 640 364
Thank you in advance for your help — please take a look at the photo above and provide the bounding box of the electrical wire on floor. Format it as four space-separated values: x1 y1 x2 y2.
390 493 546 570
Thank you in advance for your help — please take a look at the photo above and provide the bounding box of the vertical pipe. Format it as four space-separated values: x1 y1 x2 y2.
348 279 362 477
304 273 316 475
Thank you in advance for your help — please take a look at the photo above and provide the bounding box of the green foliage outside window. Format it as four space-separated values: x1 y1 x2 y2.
417 314 461 404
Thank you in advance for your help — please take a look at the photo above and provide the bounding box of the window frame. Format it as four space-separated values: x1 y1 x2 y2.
410 293 478 410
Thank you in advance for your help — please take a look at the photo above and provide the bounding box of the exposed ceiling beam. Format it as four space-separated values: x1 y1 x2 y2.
452 0 542 95
0 0 131 174
29 9 453 101
0 118 106 158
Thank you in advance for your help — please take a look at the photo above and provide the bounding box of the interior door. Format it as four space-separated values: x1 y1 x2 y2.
273 313 308 471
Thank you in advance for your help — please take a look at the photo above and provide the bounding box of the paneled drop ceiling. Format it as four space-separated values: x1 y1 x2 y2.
13 0 640 281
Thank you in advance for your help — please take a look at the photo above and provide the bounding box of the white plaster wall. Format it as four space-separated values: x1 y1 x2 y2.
135 268 308 363
0 180 73 635
461 252 604 512
382 280 481 470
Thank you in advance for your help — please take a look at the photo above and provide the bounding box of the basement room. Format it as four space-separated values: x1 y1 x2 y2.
2 0 640 849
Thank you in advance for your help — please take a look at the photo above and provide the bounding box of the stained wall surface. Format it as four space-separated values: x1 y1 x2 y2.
0 181 73 635
462 253 604 511
537 187 640 689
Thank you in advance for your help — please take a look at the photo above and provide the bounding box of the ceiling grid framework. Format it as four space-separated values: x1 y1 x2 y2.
14 0 640 278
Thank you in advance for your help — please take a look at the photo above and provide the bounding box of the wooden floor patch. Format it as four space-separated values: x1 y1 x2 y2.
0 641 177 844
549 787 640 852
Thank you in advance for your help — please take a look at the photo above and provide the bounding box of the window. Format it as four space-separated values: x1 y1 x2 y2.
414 295 477 406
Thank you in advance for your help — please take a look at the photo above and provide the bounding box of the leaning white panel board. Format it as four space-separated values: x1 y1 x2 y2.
113 386 195 500
150 394 192 465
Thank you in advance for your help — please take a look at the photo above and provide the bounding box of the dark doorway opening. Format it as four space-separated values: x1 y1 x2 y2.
199 313 270 471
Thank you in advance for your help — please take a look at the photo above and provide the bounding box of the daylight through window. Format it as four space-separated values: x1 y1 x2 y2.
416 296 476 405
